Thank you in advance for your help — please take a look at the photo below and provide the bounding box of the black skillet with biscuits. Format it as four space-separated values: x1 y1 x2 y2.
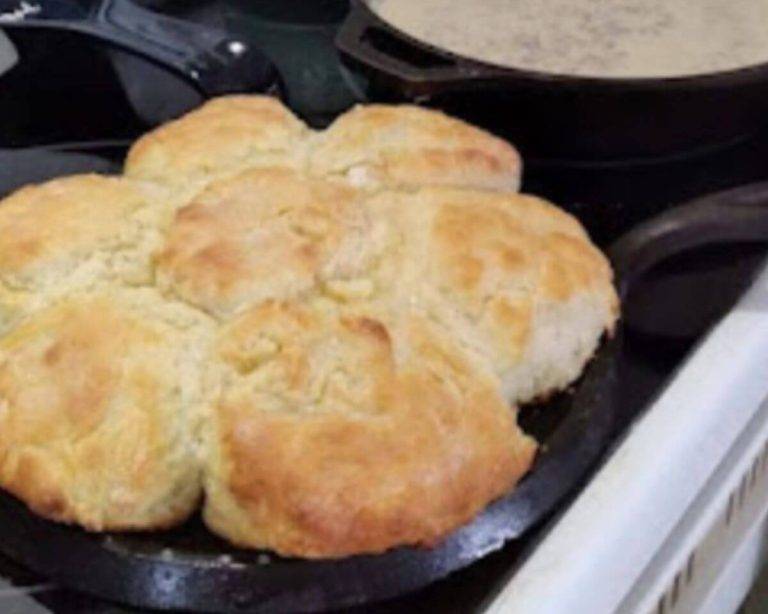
0 2 767 613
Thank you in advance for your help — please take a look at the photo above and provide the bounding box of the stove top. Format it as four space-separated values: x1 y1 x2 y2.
4 254 759 614
0 2 766 612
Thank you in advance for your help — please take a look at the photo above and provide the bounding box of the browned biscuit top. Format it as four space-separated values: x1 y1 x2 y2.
203 299 537 558
125 95 310 190
0 289 212 531
309 104 522 192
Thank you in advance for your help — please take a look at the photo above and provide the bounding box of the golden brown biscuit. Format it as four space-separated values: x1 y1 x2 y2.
0 174 168 333
156 167 390 319
309 104 521 192
365 188 619 404
0 288 214 530
125 96 310 202
203 299 536 558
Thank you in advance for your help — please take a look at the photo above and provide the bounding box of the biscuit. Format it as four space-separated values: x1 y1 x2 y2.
156 167 390 319
0 288 214 530
125 96 310 203
202 299 536 557
364 188 618 404
0 174 168 334
309 104 522 192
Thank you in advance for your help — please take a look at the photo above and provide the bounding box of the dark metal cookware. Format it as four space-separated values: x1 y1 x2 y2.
0 144 767 612
337 0 768 162
0 0 278 99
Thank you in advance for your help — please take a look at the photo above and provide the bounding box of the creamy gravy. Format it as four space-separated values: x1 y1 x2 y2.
373 0 768 78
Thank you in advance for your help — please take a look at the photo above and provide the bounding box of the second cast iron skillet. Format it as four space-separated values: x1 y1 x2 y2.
0 0 278 99
0 146 767 612
337 0 768 162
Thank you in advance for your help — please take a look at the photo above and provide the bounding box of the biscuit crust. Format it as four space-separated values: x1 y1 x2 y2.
309 104 522 191
125 96 310 191
203 300 536 558
0 174 168 333
0 289 213 530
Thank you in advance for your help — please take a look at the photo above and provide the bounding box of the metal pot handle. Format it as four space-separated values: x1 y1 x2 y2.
0 0 278 96
609 182 768 301
336 0 493 98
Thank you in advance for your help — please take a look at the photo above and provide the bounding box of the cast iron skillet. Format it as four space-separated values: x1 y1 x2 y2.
0 0 277 96
0 146 767 613
337 0 768 162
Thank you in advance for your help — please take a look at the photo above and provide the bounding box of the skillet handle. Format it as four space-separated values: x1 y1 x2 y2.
0 0 278 96
609 182 768 301
336 0 491 98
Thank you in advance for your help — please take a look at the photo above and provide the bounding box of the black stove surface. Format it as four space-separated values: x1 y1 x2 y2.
0 2 767 612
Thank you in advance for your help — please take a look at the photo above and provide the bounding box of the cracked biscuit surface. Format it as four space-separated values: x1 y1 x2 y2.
0 95 617 557
204 299 536 558
0 174 170 334
125 96 311 204
0 288 213 530
308 104 522 191
364 188 618 404
156 167 390 320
